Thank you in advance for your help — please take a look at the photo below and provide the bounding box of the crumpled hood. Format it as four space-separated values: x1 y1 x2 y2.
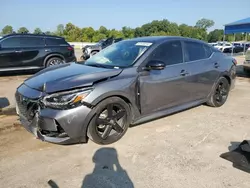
24 62 122 93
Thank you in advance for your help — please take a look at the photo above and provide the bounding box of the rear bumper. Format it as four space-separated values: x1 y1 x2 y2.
243 60 250 69
66 56 77 63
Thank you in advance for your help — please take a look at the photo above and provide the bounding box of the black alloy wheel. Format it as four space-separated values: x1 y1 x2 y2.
46 57 64 67
87 97 131 145
207 77 230 107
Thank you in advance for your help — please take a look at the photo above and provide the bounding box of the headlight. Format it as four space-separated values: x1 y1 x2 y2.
42 89 92 109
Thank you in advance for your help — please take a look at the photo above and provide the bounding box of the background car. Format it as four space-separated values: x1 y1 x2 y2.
0 33 76 72
214 42 232 52
81 37 123 60
243 47 250 73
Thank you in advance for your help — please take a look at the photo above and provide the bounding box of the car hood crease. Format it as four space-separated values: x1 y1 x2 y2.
24 62 122 93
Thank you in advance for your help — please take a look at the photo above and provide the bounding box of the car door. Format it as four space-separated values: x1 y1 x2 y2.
19 36 45 67
0 36 22 68
183 40 220 101
139 40 193 115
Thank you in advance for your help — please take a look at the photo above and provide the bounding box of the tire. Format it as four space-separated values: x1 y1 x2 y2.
206 77 230 107
87 97 131 145
46 57 64 67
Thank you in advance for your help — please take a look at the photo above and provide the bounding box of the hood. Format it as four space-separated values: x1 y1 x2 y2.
24 62 122 93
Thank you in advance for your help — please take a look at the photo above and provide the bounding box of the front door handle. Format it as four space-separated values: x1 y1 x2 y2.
214 62 220 68
15 50 22 53
180 70 189 76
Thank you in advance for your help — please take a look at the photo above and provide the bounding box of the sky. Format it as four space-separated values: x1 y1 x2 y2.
1 0 250 32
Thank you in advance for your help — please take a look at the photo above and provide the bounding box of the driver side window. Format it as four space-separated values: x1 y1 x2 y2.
150 40 183 66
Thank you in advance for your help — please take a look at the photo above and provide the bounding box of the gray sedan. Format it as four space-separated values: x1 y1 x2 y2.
15 36 237 145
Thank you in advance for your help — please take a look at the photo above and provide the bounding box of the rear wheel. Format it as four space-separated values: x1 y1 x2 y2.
206 77 230 107
46 57 64 67
87 97 131 145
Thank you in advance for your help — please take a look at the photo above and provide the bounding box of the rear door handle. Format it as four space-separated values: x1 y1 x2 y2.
214 62 220 68
180 70 189 76
15 50 22 53
45 49 51 52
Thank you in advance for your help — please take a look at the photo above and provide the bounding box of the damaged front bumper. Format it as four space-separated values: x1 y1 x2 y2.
16 84 93 145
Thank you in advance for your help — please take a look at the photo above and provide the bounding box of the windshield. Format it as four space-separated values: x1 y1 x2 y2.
84 40 153 68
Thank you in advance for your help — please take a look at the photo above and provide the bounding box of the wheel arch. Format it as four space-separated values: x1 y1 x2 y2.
80 94 140 144
43 53 65 67
91 93 141 120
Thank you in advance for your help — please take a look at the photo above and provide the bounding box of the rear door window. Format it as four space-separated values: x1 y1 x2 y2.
1 37 21 48
203 45 213 58
150 40 183 66
45 38 68 46
20 37 45 47
184 41 208 62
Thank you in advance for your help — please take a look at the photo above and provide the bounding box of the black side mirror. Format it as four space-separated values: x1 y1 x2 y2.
144 60 166 70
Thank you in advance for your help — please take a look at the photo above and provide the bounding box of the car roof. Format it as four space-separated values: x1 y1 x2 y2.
125 36 207 44
1 33 65 39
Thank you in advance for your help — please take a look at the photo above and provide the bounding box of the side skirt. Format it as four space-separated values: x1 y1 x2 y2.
131 99 207 126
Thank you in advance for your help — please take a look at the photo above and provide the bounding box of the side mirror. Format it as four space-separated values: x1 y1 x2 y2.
144 60 166 70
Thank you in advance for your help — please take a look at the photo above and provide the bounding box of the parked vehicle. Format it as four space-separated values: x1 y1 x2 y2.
16 36 236 145
214 42 233 52
208 42 217 46
81 37 123 60
227 42 250 53
243 47 250 73
0 34 76 72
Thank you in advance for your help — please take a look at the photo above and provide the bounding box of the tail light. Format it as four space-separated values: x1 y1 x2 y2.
232 58 237 65
67 46 74 51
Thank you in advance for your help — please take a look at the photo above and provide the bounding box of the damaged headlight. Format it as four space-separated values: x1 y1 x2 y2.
42 88 92 109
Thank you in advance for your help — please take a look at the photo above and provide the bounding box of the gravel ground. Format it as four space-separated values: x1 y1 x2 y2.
1 77 250 188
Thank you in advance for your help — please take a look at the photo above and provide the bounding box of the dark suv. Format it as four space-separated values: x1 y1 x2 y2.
0 34 76 72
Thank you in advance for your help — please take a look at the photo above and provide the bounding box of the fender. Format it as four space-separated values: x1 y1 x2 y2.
90 90 141 121
43 53 65 67
207 70 232 99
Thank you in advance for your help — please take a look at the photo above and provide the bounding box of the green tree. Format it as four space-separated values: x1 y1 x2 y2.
99 26 108 36
207 29 224 42
122 26 135 38
64 23 82 41
56 24 64 36
92 32 106 42
1 25 13 35
108 29 124 38
45 31 54 35
195 18 214 30
33 28 42 34
18 27 29 33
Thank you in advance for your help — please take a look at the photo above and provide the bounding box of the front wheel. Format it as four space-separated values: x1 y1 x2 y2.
87 97 131 145
206 77 230 107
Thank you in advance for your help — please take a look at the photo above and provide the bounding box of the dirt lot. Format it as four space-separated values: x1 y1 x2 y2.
1 57 250 188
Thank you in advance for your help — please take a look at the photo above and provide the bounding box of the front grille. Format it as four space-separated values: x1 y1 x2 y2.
15 92 39 120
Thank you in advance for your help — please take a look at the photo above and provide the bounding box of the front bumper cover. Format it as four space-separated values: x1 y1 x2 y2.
16 84 93 145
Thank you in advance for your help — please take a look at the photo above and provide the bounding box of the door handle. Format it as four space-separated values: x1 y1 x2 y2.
15 50 22 53
180 70 189 76
214 62 220 68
